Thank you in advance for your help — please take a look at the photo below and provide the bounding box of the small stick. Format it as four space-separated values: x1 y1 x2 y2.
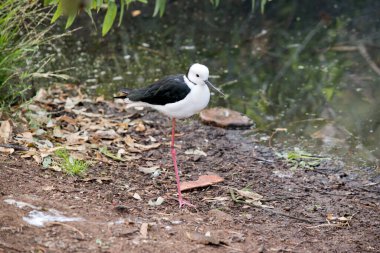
306 223 347 229
0 144 28 151
230 189 324 224
358 42 380 76
48 222 85 239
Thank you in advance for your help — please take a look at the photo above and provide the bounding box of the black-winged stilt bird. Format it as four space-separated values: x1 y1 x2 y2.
116 63 224 207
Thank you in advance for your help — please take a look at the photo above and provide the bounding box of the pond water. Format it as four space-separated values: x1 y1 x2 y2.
42 1 380 171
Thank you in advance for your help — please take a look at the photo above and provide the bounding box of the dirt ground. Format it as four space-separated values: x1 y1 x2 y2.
0 115 380 252
1 109 380 253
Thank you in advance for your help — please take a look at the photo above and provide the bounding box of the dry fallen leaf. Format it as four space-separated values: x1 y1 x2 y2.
94 129 119 140
65 97 81 110
180 174 224 191
124 135 135 146
134 142 161 151
15 132 34 144
235 189 263 201
53 127 64 138
185 149 207 156
57 115 77 125
133 193 142 200
148 197 165 206
135 122 146 132
124 155 142 161
138 166 159 174
326 213 337 221
65 132 89 145
0 120 12 144
231 188 274 209
33 88 48 102
33 154 42 164
0 147 14 154
65 145 87 151
46 119 56 128
325 213 353 226
21 148 38 158
72 108 103 118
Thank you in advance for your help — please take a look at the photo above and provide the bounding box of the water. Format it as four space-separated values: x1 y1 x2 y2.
40 1 380 170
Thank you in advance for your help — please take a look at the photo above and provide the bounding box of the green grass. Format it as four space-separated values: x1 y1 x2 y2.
54 149 89 176
0 0 52 108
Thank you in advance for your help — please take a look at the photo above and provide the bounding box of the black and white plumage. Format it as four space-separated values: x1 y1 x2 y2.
120 75 190 106
116 63 224 119
116 63 223 208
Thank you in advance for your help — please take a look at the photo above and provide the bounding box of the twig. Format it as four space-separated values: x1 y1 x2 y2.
252 156 275 163
48 222 85 239
261 195 302 202
0 143 28 151
306 213 356 229
358 42 380 76
137 46 165 57
268 128 287 148
306 223 346 229
221 244 244 252
329 45 358 52
219 79 238 89
229 189 324 224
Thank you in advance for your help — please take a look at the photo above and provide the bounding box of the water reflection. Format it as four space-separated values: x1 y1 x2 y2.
43 1 380 168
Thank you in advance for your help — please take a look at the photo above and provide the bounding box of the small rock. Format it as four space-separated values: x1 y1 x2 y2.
200 107 253 128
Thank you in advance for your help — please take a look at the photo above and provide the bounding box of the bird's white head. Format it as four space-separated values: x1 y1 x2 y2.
187 63 209 86
186 63 225 96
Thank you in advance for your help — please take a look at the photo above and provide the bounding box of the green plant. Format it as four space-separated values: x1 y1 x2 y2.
55 148 89 176
1 1 36 107
0 0 63 108
44 0 269 36
276 147 330 170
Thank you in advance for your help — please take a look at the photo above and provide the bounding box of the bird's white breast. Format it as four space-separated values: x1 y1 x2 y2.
153 75 210 119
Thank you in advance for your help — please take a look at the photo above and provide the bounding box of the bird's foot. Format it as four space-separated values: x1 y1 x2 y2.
178 198 196 208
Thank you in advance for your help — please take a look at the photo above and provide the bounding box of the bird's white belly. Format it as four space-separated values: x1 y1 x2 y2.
156 85 210 119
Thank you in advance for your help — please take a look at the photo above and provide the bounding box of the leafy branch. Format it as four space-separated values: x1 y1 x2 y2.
43 0 268 36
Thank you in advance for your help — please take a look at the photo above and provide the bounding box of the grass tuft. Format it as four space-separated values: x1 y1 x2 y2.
54 148 89 176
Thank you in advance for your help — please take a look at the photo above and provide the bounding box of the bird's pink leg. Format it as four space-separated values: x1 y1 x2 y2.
171 118 195 208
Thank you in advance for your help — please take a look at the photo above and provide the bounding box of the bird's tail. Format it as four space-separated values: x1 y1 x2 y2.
113 88 131 99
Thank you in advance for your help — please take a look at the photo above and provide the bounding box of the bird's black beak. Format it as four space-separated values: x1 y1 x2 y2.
205 80 225 96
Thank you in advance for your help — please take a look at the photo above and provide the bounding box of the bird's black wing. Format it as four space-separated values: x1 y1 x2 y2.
127 75 191 105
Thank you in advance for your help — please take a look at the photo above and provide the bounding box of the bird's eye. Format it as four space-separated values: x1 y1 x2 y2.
196 74 199 77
